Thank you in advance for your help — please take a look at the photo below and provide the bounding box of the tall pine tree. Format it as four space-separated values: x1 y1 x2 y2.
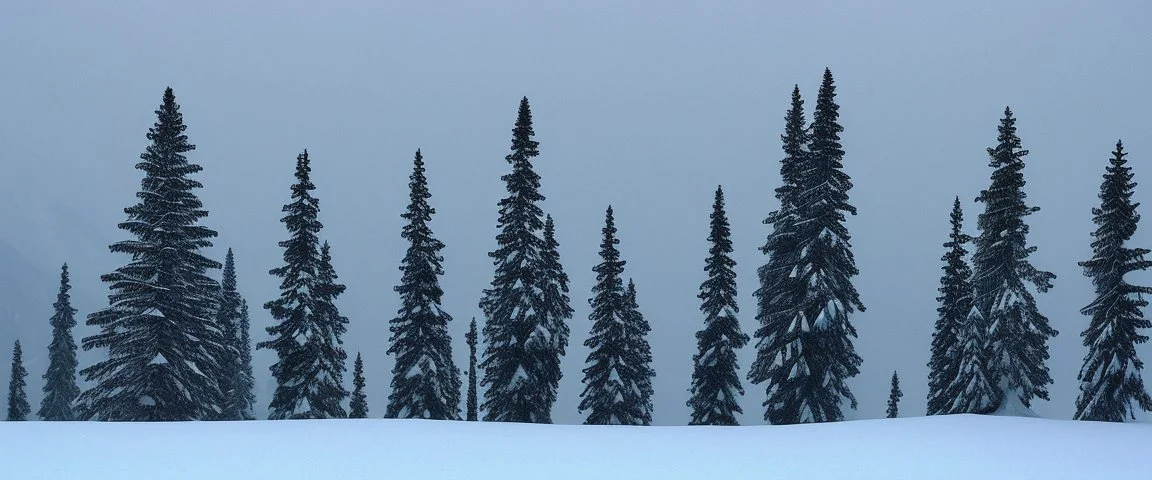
887 371 902 418
7 341 29 421
688 186 748 426
78 88 224 421
386 150 461 420
349 352 368 419
580 207 654 425
39 264 79 421
259 150 348 419
928 198 983 415
480 98 566 423
1074 141 1152 422
236 300 256 420
536 214 573 422
216 248 242 420
971 107 1056 411
465 317 479 421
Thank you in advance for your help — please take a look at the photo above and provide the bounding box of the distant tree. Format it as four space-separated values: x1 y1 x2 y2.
1074 141 1152 422
236 300 256 420
386 150 461 420
887 371 902 418
349 353 369 419
216 248 243 420
259 150 348 419
971 107 1056 411
928 198 978 415
7 341 29 421
688 186 748 426
623 279 655 425
78 87 224 421
466 317 479 421
39 264 79 421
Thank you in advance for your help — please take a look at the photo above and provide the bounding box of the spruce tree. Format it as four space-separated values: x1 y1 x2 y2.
971 107 1056 411
216 248 242 420
78 88 224 421
39 264 79 421
465 317 479 421
928 198 980 415
480 98 564 423
688 186 748 426
349 353 368 419
386 150 461 420
6 341 29 421
886 371 902 418
950 299 996 413
580 207 653 425
1074 141 1152 422
236 300 256 420
535 214 573 422
259 150 348 419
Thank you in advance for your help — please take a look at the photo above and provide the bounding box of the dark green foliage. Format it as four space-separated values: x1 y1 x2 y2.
887 371 902 418
1074 141 1152 421
535 215 573 423
386 150 461 420
216 249 242 420
688 186 748 426
78 88 224 421
7 341 29 421
971 107 1056 410
466 317 479 421
349 352 368 419
39 264 79 421
236 300 256 420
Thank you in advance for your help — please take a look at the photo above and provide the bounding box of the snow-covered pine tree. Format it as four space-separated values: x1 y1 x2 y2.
1074 141 1152 422
624 278 655 425
7 341 29 421
971 107 1056 411
259 150 348 419
386 150 461 420
928 198 977 415
748 85 810 425
39 264 79 421
78 88 225 421
480 98 558 423
215 248 243 420
465 317 479 421
349 352 368 419
236 299 256 419
535 214 573 422
887 371 902 418
688 186 748 426
950 298 997 413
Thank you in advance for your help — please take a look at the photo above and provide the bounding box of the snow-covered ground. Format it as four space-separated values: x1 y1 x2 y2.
2 415 1147 479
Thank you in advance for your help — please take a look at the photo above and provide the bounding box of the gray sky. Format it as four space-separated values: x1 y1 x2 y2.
1 0 1150 424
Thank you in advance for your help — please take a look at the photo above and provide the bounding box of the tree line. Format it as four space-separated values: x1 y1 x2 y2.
5 69 1150 424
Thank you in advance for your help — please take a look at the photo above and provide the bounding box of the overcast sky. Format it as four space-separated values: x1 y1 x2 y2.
1 0 1150 424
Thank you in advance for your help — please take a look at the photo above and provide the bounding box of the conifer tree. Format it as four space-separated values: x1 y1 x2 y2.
386 150 461 420
259 150 348 419
1074 141 1152 422
971 107 1056 411
349 352 368 419
535 215 573 422
216 248 242 420
480 98 565 423
6 341 29 421
928 198 977 415
580 207 653 425
465 317 479 421
39 264 79 421
78 88 224 421
688 186 748 426
950 300 996 413
887 371 902 418
236 300 256 420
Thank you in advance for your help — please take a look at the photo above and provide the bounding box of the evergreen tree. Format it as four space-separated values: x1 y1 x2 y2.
216 248 242 420
480 98 563 423
259 150 348 419
535 214 573 422
466 317 479 421
950 300 996 413
349 352 368 419
236 300 256 420
887 371 902 418
928 198 979 415
78 88 224 421
1074 141 1152 422
39 264 79 421
580 207 653 425
971 107 1056 411
7 341 29 421
386 150 461 420
688 186 748 426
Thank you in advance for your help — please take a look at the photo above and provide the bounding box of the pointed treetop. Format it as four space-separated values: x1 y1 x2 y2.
510 97 539 161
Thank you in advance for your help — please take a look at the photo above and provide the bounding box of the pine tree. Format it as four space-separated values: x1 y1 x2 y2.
928 198 982 415
887 371 902 418
1074 141 1152 422
39 264 79 421
236 300 256 420
78 88 224 421
386 150 461 420
465 317 479 421
480 97 561 423
971 107 1057 411
688 186 748 426
259 150 348 419
950 301 996 413
6 341 29 421
580 207 653 425
349 353 368 419
216 248 242 420
536 214 573 422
